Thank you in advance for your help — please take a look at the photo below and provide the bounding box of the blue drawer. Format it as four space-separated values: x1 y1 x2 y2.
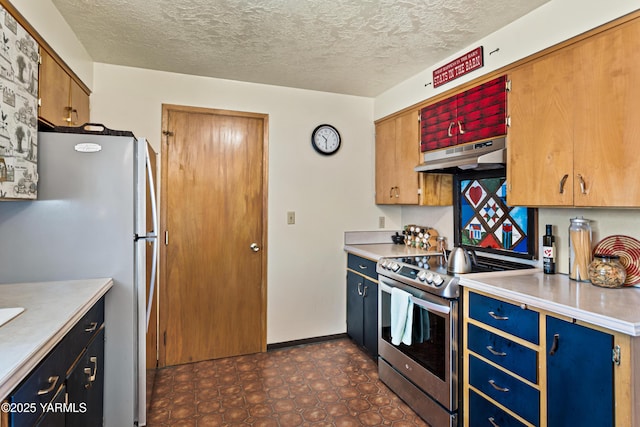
468 292 539 344
347 253 377 279
60 297 105 372
469 355 540 426
468 323 538 383
469 389 528 427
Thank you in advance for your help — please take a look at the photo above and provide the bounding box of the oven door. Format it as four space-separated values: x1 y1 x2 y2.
378 275 458 411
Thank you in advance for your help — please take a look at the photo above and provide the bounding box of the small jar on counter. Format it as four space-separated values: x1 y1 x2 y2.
588 254 626 288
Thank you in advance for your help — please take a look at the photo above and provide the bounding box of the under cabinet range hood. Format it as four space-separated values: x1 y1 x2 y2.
415 138 506 172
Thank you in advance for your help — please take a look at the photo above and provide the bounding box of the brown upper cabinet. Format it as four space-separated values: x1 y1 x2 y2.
39 49 90 127
508 16 640 207
375 109 452 206
376 109 420 204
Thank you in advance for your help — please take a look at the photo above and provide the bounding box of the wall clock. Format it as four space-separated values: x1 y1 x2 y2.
311 124 341 155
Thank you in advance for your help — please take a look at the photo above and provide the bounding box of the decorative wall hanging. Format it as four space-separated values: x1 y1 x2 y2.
0 4 39 200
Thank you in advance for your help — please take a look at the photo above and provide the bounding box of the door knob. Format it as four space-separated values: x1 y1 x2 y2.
250 243 261 252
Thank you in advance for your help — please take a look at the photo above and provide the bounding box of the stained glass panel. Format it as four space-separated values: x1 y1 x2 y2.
456 173 535 257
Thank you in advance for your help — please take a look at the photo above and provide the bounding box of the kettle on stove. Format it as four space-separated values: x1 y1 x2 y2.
447 246 477 274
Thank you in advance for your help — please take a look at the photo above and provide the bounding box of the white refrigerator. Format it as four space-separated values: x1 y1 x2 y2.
0 125 158 427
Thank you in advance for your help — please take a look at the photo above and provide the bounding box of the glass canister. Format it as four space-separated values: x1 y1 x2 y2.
588 254 626 288
568 217 592 281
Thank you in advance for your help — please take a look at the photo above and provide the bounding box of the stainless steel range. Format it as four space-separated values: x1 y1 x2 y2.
376 253 533 427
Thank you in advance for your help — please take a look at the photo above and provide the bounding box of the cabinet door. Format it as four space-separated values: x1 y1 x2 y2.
393 111 420 204
456 76 507 145
69 80 90 126
573 18 640 207
507 49 575 207
420 96 457 151
362 279 378 356
375 112 419 205
66 328 105 427
346 271 365 347
546 317 613 427
39 49 71 127
375 118 397 204
34 384 66 427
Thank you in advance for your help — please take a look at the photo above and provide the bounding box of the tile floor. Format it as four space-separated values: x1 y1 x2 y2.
147 338 431 426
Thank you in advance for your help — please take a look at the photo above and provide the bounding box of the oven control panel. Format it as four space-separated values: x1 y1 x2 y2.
377 256 457 298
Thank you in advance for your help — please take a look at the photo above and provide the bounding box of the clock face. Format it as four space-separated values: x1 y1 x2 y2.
311 124 341 155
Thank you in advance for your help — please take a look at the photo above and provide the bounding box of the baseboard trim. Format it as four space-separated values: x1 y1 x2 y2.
267 333 348 351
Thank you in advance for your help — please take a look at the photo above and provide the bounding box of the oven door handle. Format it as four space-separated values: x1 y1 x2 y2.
380 282 451 315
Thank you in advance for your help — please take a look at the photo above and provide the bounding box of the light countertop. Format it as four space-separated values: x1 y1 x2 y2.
344 243 436 261
460 272 640 336
344 233 640 337
0 278 113 400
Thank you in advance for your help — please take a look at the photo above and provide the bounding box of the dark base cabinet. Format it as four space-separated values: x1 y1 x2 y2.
6 297 106 427
346 254 378 358
546 316 614 427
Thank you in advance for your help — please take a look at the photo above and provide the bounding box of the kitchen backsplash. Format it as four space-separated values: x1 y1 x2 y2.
402 205 640 275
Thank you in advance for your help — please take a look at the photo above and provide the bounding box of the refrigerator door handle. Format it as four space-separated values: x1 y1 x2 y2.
144 143 159 331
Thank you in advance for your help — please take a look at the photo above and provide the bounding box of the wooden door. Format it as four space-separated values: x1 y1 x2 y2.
507 48 575 207
573 18 640 207
160 105 268 366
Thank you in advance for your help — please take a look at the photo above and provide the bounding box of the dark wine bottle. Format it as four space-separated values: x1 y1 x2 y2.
543 224 556 274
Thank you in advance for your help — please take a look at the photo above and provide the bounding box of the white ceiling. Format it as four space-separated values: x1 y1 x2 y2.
51 0 550 97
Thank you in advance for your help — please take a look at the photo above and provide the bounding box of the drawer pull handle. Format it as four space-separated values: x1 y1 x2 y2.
549 333 560 355
488 417 500 427
84 356 98 389
488 379 509 392
486 346 507 357
358 264 368 270
85 322 98 333
488 311 509 321
37 376 59 395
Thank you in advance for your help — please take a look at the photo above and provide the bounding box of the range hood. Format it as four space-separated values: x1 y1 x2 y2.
415 138 506 172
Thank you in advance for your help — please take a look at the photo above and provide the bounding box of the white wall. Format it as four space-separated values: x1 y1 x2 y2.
90 63 400 343
380 1 640 275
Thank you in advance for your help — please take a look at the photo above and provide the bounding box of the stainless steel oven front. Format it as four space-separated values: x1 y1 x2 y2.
378 274 459 427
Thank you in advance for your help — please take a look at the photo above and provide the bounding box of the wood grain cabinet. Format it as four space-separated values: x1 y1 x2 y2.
463 289 623 427
375 110 421 204
4 297 105 427
507 17 640 207
375 109 452 206
346 254 378 357
39 49 90 127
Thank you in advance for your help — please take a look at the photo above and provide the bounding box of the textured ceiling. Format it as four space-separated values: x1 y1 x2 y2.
51 0 549 97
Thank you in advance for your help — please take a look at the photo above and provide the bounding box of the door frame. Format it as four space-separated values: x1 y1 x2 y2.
158 104 269 366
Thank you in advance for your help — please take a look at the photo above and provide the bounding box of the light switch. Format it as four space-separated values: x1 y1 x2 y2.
287 211 295 225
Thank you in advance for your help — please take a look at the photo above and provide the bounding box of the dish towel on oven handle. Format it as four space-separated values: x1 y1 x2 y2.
390 287 414 346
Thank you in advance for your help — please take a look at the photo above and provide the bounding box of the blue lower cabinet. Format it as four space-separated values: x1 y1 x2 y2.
469 355 539 426
546 316 614 427
467 323 538 383
468 292 539 344
468 389 527 427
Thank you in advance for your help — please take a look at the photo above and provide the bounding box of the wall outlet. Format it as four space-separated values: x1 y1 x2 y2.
287 211 296 225
378 216 385 229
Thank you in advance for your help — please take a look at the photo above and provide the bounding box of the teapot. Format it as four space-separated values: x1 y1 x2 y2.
447 246 477 274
